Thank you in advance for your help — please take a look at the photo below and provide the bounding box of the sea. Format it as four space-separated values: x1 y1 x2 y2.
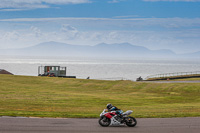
0 55 200 81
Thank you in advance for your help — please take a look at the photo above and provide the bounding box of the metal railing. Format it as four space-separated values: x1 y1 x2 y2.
146 71 200 80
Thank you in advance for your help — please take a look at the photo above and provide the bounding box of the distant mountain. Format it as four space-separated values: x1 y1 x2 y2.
0 41 179 58
180 51 200 58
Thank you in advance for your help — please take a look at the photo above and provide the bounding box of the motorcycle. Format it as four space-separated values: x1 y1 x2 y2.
98 109 137 127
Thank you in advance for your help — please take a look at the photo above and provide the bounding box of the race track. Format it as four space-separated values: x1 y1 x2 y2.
0 117 199 133
144 80 200 83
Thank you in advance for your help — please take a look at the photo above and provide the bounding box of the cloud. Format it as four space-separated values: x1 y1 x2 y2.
2 27 200 53
0 9 32 12
0 17 116 22
30 26 42 37
1 17 200 29
108 0 127 3
113 15 141 18
61 24 78 32
0 0 91 11
60 24 79 39
0 17 200 53
2 31 20 41
143 0 200 2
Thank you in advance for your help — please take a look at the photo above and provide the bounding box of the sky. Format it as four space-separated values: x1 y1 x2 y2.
0 0 200 54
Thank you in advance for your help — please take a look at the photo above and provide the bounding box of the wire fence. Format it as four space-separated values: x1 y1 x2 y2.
146 71 200 80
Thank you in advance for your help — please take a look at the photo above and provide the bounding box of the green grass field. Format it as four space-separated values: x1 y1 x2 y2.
0 75 200 118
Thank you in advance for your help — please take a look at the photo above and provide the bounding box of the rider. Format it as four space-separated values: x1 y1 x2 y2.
106 103 123 117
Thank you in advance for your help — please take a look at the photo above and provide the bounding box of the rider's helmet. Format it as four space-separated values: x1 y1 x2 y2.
107 103 112 110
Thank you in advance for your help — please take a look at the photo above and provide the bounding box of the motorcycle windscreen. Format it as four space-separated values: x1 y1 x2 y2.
123 110 133 116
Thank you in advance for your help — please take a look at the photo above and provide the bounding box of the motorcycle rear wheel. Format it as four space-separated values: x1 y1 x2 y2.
99 116 111 127
125 117 137 127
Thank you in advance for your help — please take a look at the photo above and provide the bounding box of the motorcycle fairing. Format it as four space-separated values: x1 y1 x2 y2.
110 117 121 126
105 112 116 119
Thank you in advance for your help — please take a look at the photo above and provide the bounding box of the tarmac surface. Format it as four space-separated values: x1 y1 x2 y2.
0 117 199 133
144 80 200 83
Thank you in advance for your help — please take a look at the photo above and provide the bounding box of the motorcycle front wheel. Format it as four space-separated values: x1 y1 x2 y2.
125 117 137 127
99 116 111 127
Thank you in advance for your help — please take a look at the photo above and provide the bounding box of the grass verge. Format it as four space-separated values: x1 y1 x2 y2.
146 74 200 81
0 75 200 118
